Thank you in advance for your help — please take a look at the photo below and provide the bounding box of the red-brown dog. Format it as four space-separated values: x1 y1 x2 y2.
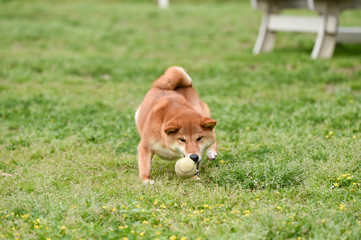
135 66 217 183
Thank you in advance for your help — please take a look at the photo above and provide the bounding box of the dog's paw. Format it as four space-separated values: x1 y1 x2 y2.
143 179 155 185
207 151 218 160
192 175 201 180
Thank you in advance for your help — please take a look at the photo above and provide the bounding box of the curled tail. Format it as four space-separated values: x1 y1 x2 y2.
153 66 192 90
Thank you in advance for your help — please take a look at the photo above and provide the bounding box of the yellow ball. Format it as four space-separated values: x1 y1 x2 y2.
175 157 197 179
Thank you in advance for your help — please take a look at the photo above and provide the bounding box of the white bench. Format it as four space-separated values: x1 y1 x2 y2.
158 0 169 9
251 0 361 58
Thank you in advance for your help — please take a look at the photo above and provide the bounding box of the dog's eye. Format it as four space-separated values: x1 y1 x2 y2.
179 138 186 143
196 137 203 142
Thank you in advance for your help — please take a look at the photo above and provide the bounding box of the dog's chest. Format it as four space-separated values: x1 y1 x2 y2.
152 143 181 160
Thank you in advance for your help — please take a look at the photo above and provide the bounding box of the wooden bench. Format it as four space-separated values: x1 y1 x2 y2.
251 0 361 58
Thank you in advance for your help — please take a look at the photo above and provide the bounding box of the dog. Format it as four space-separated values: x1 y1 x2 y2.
135 66 218 183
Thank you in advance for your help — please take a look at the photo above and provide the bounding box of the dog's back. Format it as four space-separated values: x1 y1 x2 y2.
136 67 207 135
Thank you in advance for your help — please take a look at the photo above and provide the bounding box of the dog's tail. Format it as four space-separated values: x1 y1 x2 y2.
153 66 192 90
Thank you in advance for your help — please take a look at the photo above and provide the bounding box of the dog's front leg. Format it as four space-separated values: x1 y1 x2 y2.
207 141 218 160
138 142 153 182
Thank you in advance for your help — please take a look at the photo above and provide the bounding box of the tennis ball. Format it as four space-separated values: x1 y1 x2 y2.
175 157 197 179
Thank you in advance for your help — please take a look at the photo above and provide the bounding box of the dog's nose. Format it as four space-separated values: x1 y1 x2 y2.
189 154 199 162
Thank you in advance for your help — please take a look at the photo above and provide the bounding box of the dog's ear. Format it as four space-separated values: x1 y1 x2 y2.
200 117 217 130
164 120 180 135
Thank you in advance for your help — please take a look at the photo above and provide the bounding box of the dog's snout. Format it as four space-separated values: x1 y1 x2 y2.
189 154 199 162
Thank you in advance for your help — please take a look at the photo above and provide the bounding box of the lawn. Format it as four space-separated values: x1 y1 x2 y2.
1 0 361 239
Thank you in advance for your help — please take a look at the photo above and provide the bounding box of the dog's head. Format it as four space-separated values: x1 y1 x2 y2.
163 114 217 163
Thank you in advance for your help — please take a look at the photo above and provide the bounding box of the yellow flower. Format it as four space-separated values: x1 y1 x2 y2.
170 236 177 240
156 232 161 235
143 221 149 224
329 131 334 135
154 199 159 205
21 214 29 219
276 206 282 210
352 136 356 139
60 226 66 230
339 204 346 210
34 224 41 229
322 219 325 223
122 238 128 240
334 183 338 187
243 210 251 217
140 232 145 236
219 160 225 164
131 230 135 234
46 238 51 240
181 237 187 240
204 218 210 222
109 228 114 232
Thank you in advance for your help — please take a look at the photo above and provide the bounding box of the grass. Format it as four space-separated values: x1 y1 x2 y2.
1 0 361 239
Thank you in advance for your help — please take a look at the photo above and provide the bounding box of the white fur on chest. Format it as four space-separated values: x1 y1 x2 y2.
152 143 183 160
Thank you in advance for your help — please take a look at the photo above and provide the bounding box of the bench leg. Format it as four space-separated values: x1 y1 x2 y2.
311 1 339 59
253 13 277 54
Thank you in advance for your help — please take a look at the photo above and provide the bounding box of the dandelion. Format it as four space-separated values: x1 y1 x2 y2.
156 232 161 235
109 228 114 232
170 236 177 240
204 218 210 222
131 230 135 234
14 233 21 237
34 225 41 229
112 208 117 212
143 221 149 224
219 160 225 164
21 214 29 219
276 206 282 210
243 210 251 217
339 204 346 210
154 199 159 206
325 135 329 139
122 238 128 240
139 232 145 236
102 206 109 210
322 219 325 223
334 183 338 187
160 204 166 209
181 237 187 240
329 131 334 135
60 226 66 230
124 133 128 137
46 238 51 240
352 136 356 139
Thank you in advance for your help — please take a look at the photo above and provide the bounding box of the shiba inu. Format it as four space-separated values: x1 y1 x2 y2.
135 66 217 182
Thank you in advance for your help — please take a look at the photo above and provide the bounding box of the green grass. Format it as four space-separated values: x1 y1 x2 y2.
1 0 361 239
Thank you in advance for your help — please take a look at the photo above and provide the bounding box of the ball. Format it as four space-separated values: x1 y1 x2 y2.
175 157 197 179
